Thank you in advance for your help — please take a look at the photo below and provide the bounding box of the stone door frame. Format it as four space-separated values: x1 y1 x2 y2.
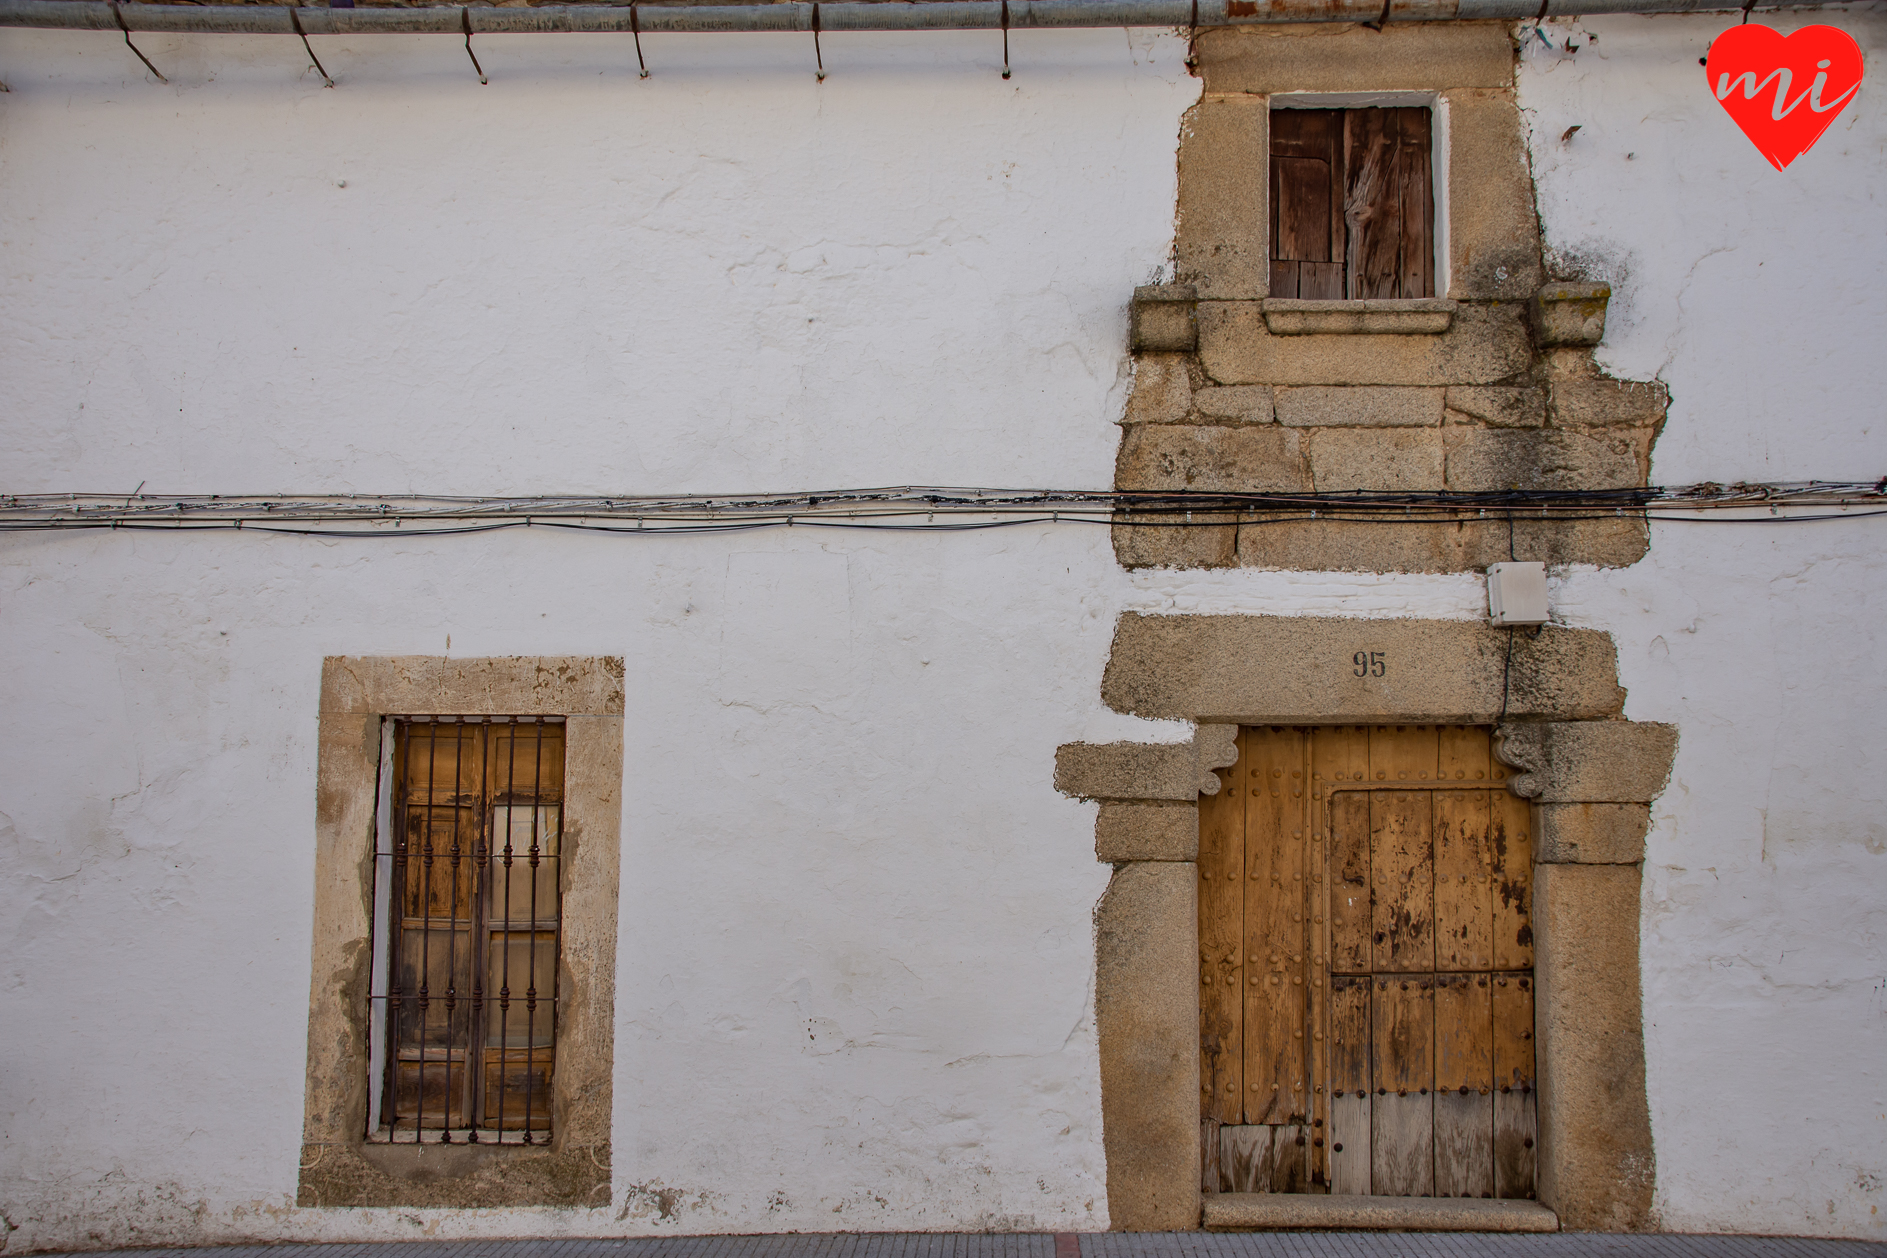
1056 615 1675 1232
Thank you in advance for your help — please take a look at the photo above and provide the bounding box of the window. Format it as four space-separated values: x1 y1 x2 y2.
368 716 566 1144
1269 107 1435 301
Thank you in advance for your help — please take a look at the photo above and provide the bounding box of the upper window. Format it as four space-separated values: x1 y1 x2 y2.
369 716 565 1144
1269 106 1435 301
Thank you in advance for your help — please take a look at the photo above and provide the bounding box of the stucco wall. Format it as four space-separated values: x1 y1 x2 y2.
1519 10 1887 1237
1 9 1884 1249
0 28 1199 1248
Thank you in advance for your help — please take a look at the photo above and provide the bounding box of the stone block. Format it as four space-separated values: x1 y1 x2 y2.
1445 385 1545 428
1116 424 1309 493
1497 721 1678 804
1194 384 1274 424
1123 353 1194 426
1196 21 1516 93
1445 91 1544 302
1277 386 1444 428
1262 299 1456 336
1444 427 1647 492
1234 515 1649 574
1131 284 1198 353
320 655 625 716
1204 1193 1558 1232
1055 741 1199 802
1533 282 1611 347
1549 378 1670 430
1534 863 1654 1231
1113 516 1239 570
1200 300 1532 387
1100 615 1625 723
1309 428 1444 492
1536 803 1651 864
1176 94 1270 300
1095 862 1202 1230
1095 802 1199 862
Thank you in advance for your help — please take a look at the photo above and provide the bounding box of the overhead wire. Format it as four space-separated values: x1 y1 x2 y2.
1 482 1882 538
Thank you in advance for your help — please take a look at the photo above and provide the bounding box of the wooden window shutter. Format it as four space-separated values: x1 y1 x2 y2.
1270 106 1434 301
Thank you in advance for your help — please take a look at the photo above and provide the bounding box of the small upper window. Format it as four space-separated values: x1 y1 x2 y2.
1269 106 1435 301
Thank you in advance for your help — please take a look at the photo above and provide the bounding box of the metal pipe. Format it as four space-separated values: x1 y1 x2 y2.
0 0 1831 35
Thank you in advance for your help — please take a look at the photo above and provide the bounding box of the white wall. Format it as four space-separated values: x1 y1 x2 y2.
0 27 1201 1248
1 10 1883 1250
1519 10 1887 1237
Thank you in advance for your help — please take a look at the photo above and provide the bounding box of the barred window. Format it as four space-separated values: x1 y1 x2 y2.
367 716 565 1144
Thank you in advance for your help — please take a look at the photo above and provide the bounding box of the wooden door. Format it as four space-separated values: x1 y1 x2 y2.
1199 725 1537 1198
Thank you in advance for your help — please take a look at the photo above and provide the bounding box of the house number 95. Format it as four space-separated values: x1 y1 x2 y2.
1353 651 1387 678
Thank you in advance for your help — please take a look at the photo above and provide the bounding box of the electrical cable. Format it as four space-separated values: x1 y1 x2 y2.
2 483 1881 538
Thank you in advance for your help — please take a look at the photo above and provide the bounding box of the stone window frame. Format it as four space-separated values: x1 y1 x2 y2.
299 656 624 1209
1118 22 1669 578
1057 615 1675 1233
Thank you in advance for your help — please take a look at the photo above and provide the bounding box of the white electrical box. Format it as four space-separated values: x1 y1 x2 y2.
1487 561 1550 627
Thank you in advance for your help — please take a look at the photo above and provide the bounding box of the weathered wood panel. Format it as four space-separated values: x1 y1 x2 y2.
1494 1091 1538 1200
1370 974 1435 1196
1244 727 1308 1126
1394 107 1435 301
1493 977 1537 1198
1342 107 1433 300
1198 729 1246 1124
1434 972 1494 1198
1327 789 1372 975
1327 973 1372 1195
1370 790 1433 973
1221 1124 1278 1193
1433 790 1493 971
1491 789 1534 972
1437 725 1492 784
1202 1117 1222 1193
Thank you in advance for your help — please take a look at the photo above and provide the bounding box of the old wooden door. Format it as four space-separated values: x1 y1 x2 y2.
1199 725 1537 1199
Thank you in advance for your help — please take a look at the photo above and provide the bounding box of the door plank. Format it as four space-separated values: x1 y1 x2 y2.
1433 791 1493 971
1495 1091 1538 1200
1370 974 1435 1196
1437 726 1492 784
1299 262 1345 300
1270 1124 1313 1193
1322 731 1373 976
1493 975 1537 1197
1220 1124 1275 1194
1434 972 1495 1198
1202 1117 1223 1193
1490 790 1535 972
1198 729 1246 1124
1370 790 1434 973
1327 973 1372 1195
1329 1094 1372 1196
1243 727 1309 1125
1369 723 1440 786
1434 1092 1494 1199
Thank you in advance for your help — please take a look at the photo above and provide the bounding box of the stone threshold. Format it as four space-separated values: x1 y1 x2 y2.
1203 1193 1559 1232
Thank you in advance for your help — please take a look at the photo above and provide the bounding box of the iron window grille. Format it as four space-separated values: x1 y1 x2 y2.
367 715 565 1144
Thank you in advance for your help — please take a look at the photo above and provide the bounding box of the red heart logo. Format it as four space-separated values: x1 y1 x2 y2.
1706 24 1864 170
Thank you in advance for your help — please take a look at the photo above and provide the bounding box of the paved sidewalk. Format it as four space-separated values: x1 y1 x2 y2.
52 1233 1887 1258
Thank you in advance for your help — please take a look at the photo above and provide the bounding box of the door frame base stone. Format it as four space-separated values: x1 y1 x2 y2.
1204 1193 1559 1232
